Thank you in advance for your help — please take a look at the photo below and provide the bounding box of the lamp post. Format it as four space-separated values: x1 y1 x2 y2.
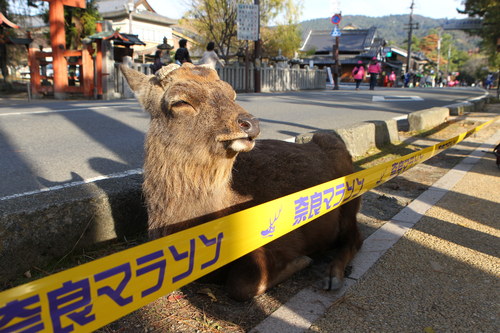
126 0 134 34
330 13 342 90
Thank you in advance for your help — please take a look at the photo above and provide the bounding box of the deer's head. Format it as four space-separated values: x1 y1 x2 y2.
121 63 260 157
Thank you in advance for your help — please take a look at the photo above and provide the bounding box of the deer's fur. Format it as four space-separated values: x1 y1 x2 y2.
121 63 362 301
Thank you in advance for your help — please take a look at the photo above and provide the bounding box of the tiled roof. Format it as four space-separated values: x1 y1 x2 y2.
300 27 377 53
87 30 146 45
96 0 177 25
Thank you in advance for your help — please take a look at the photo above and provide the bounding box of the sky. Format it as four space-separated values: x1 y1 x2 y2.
147 0 469 21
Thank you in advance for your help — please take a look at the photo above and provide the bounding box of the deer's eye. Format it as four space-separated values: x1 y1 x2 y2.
170 99 197 115
171 100 190 108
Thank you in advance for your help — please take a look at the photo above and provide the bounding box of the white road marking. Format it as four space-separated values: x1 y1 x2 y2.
373 96 423 102
0 168 143 201
0 104 138 117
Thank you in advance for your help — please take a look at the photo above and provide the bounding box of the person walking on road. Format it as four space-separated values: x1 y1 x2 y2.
388 71 396 87
199 41 224 69
352 60 365 90
368 57 382 90
174 39 192 65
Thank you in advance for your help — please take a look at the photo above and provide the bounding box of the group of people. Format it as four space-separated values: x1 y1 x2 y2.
151 39 224 73
351 57 393 90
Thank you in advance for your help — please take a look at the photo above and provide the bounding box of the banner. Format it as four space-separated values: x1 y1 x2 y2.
0 118 495 332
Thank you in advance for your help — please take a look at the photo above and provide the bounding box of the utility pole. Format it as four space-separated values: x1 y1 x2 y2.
404 0 419 73
446 43 451 78
254 0 261 93
436 28 442 74
330 12 342 90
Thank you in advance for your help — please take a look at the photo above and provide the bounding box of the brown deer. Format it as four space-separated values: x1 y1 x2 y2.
120 63 362 301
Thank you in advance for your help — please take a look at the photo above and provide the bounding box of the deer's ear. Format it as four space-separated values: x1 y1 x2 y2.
120 65 148 92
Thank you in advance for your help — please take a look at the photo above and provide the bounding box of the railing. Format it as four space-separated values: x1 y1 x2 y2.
114 63 327 97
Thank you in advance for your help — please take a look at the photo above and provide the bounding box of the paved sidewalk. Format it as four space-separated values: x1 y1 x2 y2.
252 113 500 333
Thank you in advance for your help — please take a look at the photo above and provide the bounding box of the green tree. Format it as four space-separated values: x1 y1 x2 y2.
184 0 302 62
40 0 101 49
183 0 238 61
459 0 500 66
262 0 302 59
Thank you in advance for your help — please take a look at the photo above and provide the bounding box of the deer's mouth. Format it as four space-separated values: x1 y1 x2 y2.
217 134 256 152
229 136 255 152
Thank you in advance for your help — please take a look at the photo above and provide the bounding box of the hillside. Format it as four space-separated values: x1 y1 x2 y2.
299 15 480 51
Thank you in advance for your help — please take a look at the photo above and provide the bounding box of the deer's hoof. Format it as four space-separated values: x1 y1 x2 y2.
322 276 343 291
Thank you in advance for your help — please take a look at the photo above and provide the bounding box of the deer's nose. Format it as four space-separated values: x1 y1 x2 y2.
238 116 260 139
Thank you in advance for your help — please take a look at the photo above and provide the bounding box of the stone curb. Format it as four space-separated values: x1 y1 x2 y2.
297 91 492 157
0 175 147 282
0 92 493 284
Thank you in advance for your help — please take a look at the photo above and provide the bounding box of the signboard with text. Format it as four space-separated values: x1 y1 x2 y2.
442 18 482 30
237 4 259 41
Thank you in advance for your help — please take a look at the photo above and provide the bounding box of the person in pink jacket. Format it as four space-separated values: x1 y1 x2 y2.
352 60 365 90
367 57 382 90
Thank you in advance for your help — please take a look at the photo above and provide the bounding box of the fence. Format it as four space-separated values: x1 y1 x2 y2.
113 63 327 97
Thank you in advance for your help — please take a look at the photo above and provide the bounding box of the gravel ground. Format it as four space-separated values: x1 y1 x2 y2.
309 117 500 333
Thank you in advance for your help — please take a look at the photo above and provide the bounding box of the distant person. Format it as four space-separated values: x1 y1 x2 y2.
150 50 164 73
174 39 192 65
388 71 396 87
352 60 365 90
485 73 493 89
404 72 411 88
367 57 381 90
199 41 224 69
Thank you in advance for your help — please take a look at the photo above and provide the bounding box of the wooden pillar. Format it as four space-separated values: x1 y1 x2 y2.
82 45 94 97
27 46 41 98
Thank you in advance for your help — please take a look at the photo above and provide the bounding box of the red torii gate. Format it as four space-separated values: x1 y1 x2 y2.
35 0 89 98
0 12 19 29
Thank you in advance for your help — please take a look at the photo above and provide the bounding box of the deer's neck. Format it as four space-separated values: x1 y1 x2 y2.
143 137 236 236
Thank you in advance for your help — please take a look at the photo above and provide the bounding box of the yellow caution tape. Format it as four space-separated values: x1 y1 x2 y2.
0 118 495 332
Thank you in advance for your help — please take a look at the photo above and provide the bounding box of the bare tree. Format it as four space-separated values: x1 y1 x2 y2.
184 0 302 62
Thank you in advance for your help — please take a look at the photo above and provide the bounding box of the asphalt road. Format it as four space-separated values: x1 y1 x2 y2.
0 86 485 200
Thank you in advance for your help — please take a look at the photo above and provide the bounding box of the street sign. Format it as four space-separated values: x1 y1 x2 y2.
331 13 341 25
331 25 341 37
442 18 482 30
237 4 259 41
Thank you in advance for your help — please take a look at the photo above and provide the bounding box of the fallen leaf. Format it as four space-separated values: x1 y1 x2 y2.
197 288 217 302
424 326 436 333
167 293 186 302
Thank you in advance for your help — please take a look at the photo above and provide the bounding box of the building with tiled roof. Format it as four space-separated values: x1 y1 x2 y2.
300 27 383 66
96 0 177 56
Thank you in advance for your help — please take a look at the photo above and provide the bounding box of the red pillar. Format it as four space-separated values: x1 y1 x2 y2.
48 0 67 99
44 0 85 99
95 22 103 98
27 46 41 97
82 45 94 97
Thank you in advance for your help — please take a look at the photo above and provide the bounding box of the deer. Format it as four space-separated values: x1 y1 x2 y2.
120 63 362 301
